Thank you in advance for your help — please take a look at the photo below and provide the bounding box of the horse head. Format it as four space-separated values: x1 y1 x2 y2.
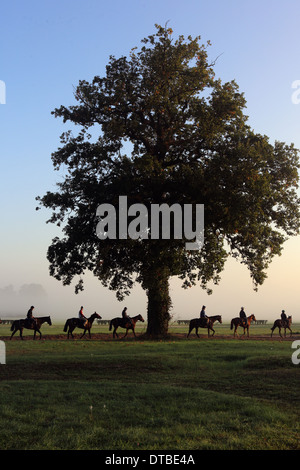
138 314 145 322
92 312 102 320
249 314 256 322
47 316 52 326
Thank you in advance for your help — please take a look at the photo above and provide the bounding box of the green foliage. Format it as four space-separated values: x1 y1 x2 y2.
37 24 300 335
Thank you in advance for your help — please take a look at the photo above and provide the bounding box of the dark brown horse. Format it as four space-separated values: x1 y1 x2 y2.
63 312 101 339
187 315 222 338
230 314 256 337
109 314 145 339
271 316 292 338
10 316 52 340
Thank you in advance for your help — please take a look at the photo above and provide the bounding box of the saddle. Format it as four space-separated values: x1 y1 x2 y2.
122 316 132 327
199 317 209 327
79 318 88 328
25 318 36 328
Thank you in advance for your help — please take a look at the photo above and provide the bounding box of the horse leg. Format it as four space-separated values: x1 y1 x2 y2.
34 328 42 340
10 328 17 340
68 327 74 339
208 326 215 337
20 328 24 340
284 327 292 337
196 327 200 338
81 328 91 339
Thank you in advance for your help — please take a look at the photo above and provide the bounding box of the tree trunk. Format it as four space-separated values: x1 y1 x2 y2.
143 268 172 337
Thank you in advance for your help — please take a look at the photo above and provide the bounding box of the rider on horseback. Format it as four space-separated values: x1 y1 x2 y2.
27 306 36 328
281 309 287 327
200 305 209 327
239 307 247 328
122 307 134 328
78 306 88 328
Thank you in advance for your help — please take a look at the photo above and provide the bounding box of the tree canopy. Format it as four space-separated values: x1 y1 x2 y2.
37 24 300 336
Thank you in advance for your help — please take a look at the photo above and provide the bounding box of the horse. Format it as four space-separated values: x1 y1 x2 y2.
63 312 101 339
187 315 222 338
109 314 145 339
270 316 292 338
230 314 256 337
10 316 52 340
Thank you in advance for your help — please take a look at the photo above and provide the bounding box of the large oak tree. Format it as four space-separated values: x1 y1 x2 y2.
37 25 300 336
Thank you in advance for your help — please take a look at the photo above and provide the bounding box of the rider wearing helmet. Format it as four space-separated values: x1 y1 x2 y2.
200 305 209 327
27 306 36 328
239 307 247 328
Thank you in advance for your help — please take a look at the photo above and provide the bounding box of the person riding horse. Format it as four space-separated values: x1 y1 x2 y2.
200 305 209 327
78 306 88 328
239 307 247 328
27 306 36 328
281 309 288 326
122 307 134 328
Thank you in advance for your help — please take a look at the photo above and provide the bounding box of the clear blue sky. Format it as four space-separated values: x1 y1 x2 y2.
1 0 300 322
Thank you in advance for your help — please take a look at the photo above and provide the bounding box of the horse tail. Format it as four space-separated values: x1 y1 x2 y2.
10 321 16 331
109 319 113 331
63 320 69 332
230 319 234 330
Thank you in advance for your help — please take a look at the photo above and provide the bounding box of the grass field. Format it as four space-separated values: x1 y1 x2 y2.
0 322 299 450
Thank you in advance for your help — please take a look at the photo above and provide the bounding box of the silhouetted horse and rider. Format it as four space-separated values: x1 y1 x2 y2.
10 307 52 340
187 315 222 338
230 313 256 337
63 311 102 339
270 310 292 337
109 312 145 338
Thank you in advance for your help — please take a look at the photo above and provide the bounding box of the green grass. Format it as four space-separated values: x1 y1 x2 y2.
0 334 299 450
